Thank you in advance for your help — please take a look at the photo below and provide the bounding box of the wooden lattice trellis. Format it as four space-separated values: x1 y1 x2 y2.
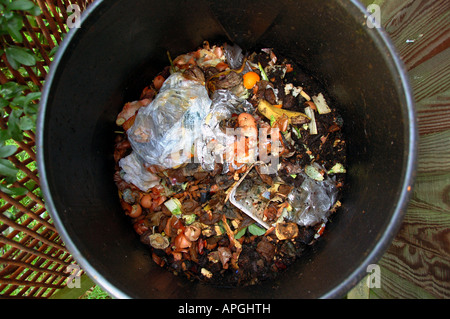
0 0 95 299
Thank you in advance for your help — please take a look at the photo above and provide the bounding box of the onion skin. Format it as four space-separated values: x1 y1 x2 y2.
140 194 153 209
128 204 142 218
174 233 192 249
184 224 201 241
153 75 166 91
133 219 149 235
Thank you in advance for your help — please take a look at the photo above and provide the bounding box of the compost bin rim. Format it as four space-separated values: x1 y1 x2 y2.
318 0 418 299
36 0 417 299
36 0 131 299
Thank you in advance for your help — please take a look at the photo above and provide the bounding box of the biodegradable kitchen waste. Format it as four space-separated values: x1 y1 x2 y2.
113 41 347 286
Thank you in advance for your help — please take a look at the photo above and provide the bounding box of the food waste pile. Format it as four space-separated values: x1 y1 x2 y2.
113 41 347 286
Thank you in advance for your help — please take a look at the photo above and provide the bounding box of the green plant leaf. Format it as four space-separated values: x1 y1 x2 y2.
22 92 41 109
234 227 247 239
2 11 14 19
7 110 24 141
0 82 27 99
0 158 18 177
48 45 59 57
24 103 38 116
4 174 16 184
0 144 17 158
5 14 24 42
11 95 26 107
12 186 28 196
19 116 34 130
27 5 41 16
0 97 9 108
5 23 23 42
0 183 27 196
5 46 37 69
248 223 266 236
7 0 35 11
4 48 20 70
0 130 10 144
24 91 41 102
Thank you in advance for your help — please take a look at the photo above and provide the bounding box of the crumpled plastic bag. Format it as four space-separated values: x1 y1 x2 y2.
286 172 338 226
224 43 245 69
223 43 253 73
195 89 254 171
118 152 160 191
127 72 212 168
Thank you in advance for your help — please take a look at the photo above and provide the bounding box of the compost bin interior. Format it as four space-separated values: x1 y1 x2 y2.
37 0 416 298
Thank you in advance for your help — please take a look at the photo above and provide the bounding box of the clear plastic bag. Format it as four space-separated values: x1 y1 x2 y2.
195 89 254 171
118 152 160 191
223 43 244 69
223 43 253 73
286 172 338 226
127 72 212 168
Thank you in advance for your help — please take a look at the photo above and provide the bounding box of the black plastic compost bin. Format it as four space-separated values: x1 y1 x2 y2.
37 0 417 298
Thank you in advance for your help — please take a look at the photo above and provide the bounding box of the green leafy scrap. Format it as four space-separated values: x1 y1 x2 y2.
248 223 266 236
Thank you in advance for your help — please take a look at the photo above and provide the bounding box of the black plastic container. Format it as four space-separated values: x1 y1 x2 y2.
37 0 417 298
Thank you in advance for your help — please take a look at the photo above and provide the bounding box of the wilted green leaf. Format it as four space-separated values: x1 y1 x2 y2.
305 165 324 181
